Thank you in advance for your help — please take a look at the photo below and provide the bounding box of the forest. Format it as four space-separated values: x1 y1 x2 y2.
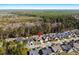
0 10 79 39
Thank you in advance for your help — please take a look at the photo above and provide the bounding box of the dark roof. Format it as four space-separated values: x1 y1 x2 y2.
41 47 52 55
38 49 43 55
48 46 54 52
61 44 72 52
29 49 39 55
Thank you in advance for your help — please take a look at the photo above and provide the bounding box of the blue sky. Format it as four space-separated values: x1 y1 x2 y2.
0 4 79 9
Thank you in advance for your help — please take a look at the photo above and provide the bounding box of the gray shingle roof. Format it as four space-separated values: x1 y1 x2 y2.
29 49 39 55
42 47 52 55
61 44 72 52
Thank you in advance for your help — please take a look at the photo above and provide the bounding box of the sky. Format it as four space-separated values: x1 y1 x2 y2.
0 4 79 9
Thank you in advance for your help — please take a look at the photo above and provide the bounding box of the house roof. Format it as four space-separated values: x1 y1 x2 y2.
29 49 39 55
61 44 72 52
41 47 52 55
73 43 79 49
52 44 62 52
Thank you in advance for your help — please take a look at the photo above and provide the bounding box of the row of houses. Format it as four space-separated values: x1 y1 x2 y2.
28 39 79 55
5 29 79 42
30 29 79 41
